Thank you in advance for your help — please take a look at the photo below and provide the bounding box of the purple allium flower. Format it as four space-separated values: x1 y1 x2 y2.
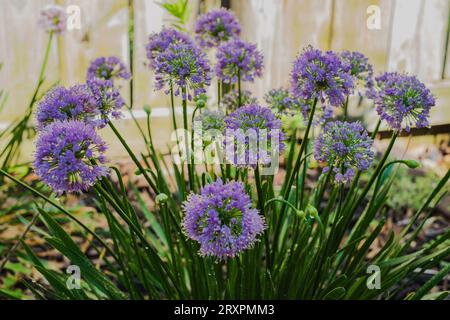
154 42 212 100
34 120 109 194
373 72 436 132
224 104 285 167
220 89 258 112
314 121 374 184
87 78 125 127
195 8 241 48
216 39 264 84
291 46 354 123
146 28 193 69
264 87 302 116
182 179 265 260
340 51 374 98
87 56 131 81
38 5 67 34
36 85 99 131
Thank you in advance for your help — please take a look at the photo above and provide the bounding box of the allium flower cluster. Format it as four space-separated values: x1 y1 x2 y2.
264 87 302 116
87 78 125 127
224 104 285 167
146 28 193 68
220 90 258 112
154 42 212 99
340 51 374 98
291 46 354 122
34 120 109 194
195 8 241 48
87 56 131 81
38 5 67 34
314 121 374 184
36 85 98 130
373 72 435 132
216 39 263 84
182 179 265 260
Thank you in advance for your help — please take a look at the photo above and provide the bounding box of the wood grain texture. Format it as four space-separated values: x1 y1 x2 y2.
0 0 449 159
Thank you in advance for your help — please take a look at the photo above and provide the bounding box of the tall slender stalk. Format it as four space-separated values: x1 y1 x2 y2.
217 80 221 109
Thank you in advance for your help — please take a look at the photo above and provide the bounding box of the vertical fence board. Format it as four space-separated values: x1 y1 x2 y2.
59 0 130 101
1 0 450 155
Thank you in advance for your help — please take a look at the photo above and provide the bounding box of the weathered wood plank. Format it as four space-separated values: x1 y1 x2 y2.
0 0 60 122
331 0 394 73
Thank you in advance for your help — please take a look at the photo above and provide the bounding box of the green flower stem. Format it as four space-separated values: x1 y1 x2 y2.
169 82 181 152
255 165 270 269
350 131 398 214
343 96 349 120
282 98 317 200
108 121 158 193
94 184 182 297
217 80 221 109
371 119 381 139
284 129 298 182
342 118 382 205
350 160 420 244
0 168 118 261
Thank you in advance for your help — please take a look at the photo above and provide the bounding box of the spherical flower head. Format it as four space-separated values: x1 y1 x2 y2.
195 8 241 48
87 79 125 127
34 120 109 194
36 85 99 131
314 121 374 184
87 56 131 81
38 5 67 34
154 42 212 100
216 39 264 84
146 28 193 69
182 179 265 260
224 104 285 168
291 46 354 123
340 51 374 98
373 72 435 132
220 89 258 112
264 87 303 116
